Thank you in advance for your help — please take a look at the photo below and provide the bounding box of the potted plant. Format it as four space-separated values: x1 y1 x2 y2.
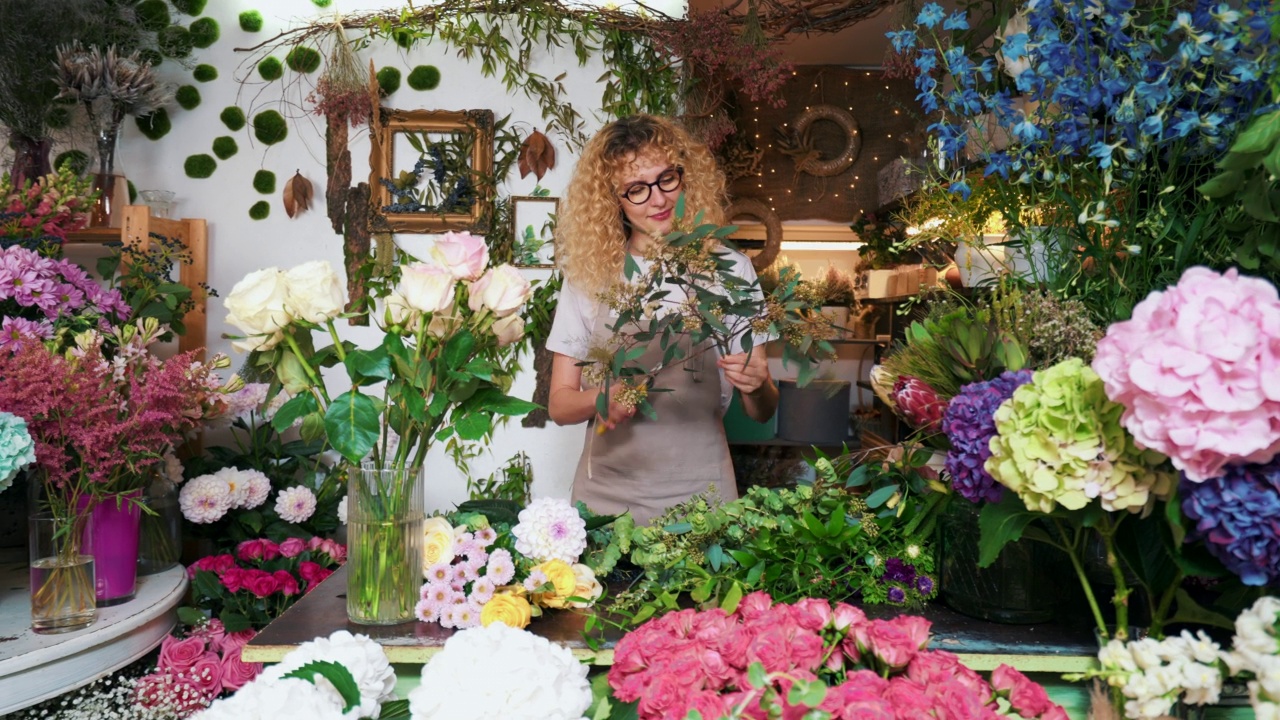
851 212 910 297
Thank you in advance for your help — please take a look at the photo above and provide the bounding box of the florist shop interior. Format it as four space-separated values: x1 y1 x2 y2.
1 0 1279 718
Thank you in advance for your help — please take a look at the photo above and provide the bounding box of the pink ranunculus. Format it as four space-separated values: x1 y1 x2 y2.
822 677 894 720
908 649 988 699
864 617 929 669
790 597 833 632
833 602 868 633
930 678 999 720
736 591 775 621
430 231 490 280
991 664 1056 717
273 569 300 596
685 690 731 720
159 634 208 673
247 570 281 598
881 677 935 716
891 375 948 433
1092 266 1280 481
184 653 224 699
637 672 691 719
236 539 267 562
466 264 531 318
278 536 306 558
218 646 262 691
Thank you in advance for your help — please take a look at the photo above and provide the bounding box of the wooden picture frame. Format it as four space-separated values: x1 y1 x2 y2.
368 108 495 234
510 195 559 268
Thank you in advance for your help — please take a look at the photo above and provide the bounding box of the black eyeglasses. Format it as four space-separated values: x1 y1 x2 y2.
618 167 683 205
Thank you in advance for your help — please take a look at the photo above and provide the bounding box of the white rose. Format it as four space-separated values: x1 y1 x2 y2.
285 260 346 324
422 516 456 572
491 314 525 347
568 563 602 608
224 268 292 352
380 291 420 331
399 262 456 314
467 264 531 318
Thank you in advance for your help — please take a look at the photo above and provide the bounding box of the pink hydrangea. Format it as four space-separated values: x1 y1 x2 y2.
1093 267 1280 481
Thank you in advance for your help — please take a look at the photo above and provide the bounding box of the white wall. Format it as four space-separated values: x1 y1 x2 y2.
103 0 681 512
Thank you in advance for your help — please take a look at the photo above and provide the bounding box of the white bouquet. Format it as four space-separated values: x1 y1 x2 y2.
408 623 591 720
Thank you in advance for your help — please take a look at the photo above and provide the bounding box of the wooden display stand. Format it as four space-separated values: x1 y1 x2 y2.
65 205 209 360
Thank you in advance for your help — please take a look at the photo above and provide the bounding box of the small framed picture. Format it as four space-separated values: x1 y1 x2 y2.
510 195 559 268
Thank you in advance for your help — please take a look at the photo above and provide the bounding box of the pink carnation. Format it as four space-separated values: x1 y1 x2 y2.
1092 267 1280 481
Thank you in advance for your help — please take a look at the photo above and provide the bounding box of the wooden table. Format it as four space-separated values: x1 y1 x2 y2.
0 550 187 715
245 565 1099 671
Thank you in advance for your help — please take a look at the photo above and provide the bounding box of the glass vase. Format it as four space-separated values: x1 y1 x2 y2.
29 512 97 634
346 462 424 625
137 472 182 576
89 123 128 228
938 498 1061 624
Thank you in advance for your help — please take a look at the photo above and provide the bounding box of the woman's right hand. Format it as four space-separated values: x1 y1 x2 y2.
597 383 637 432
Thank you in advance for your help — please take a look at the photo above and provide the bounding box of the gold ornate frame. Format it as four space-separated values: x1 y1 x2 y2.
368 108 495 233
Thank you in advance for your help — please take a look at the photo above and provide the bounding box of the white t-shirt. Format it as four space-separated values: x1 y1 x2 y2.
546 248 769 413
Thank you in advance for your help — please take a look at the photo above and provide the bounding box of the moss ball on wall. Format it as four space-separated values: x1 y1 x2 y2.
376 67 401 96
253 170 276 194
393 29 415 49
136 0 170 32
138 49 163 67
158 25 194 59
239 10 263 33
54 150 89 175
184 154 216 179
258 57 283 81
212 136 238 160
407 65 441 91
249 201 270 220
190 17 220 48
285 46 321 74
175 85 201 110
220 106 246 131
252 110 288 145
172 0 208 15
193 64 218 82
137 109 172 140
312 0 333 7
45 105 71 130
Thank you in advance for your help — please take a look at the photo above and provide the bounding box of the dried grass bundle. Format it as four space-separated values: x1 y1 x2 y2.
308 23 370 127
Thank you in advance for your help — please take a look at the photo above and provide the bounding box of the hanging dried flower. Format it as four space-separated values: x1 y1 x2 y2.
306 23 370 127
283 171 314 218
517 130 556 181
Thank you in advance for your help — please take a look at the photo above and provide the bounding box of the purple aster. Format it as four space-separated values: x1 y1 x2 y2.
943 370 1034 503
916 575 935 595
887 586 907 604
883 557 917 584
1181 459 1280 587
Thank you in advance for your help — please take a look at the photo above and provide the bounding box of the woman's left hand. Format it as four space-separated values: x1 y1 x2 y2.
718 350 771 396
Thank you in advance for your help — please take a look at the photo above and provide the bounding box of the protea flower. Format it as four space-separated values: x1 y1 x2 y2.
891 375 947 433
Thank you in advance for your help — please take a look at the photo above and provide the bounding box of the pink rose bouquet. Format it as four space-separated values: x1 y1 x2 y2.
1092 266 1280 482
134 619 263 718
188 535 346 631
607 592 1068 720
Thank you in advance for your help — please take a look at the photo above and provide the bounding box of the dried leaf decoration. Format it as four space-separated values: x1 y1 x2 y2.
518 129 556 180
283 171 314 218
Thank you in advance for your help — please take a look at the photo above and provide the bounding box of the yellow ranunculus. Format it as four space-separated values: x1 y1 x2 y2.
421 516 456 576
568 563 603 608
531 559 577 608
480 592 532 629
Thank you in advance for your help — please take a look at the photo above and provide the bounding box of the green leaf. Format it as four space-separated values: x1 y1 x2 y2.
272 393 318 434
454 412 492 441
706 543 725 572
799 680 827 707
662 521 693 534
720 579 744 613
463 358 495 380
345 347 392 382
1167 588 1236 631
379 699 412 720
299 411 326 443
844 464 869 487
624 252 641 280
690 577 714 603
472 388 540 416
1242 173 1280 221
744 560 765 585
283 661 361 714
977 498 1042 568
324 390 380 464
219 610 250 633
746 662 767 689
443 328 477 370
1231 109 1280 154
864 484 898 509
176 606 207 626
1199 169 1246 199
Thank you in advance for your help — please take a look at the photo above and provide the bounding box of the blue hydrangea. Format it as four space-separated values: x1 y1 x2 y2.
942 370 1034 503
0 411 36 493
1181 460 1280 587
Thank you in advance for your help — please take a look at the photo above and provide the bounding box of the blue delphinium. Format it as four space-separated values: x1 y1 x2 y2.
0 411 36 493
1181 459 1280 587
942 370 1034 503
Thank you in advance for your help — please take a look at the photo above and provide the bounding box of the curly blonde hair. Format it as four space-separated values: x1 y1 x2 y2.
557 115 728 294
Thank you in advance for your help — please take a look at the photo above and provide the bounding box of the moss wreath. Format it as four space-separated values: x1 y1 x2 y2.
791 104 860 178
726 198 782 272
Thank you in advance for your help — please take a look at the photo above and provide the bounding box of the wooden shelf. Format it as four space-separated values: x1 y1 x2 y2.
65 206 208 360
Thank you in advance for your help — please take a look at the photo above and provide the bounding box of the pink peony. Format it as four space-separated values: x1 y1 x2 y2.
1092 267 1280 481
891 375 948 432
159 634 208 673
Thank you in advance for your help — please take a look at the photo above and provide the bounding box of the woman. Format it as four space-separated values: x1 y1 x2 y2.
546 114 778 525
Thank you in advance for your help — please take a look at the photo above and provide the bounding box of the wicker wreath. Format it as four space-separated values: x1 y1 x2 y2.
791 105 861 177
726 199 782 272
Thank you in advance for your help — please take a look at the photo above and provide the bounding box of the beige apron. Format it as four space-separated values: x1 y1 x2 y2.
570 309 737 526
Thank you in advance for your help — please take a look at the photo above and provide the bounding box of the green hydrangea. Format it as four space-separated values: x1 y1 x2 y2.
986 358 1174 515
0 412 36 493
